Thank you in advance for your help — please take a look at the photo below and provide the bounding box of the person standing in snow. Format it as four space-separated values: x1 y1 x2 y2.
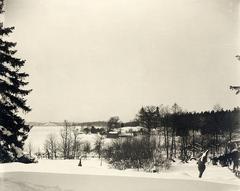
197 150 209 178
78 156 82 167
231 147 239 172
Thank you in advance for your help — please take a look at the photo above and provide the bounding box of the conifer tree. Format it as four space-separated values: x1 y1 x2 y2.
137 106 160 134
0 0 32 162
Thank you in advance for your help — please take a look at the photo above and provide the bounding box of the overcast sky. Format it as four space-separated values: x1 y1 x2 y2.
5 0 240 122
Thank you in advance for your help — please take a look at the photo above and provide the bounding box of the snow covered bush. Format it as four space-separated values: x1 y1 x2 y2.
0 142 37 163
104 136 171 171
17 154 37 163
83 141 91 155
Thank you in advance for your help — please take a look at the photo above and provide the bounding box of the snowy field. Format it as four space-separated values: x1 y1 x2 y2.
1 172 239 191
0 158 239 191
24 125 143 152
25 125 110 152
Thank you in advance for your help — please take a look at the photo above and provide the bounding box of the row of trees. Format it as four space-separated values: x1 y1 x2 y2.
38 104 239 163
41 121 104 160
135 104 239 160
102 104 239 170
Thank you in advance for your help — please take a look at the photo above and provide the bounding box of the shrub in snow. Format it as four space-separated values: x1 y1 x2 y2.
17 154 38 164
0 143 37 163
103 136 171 171
83 141 91 154
12 144 37 163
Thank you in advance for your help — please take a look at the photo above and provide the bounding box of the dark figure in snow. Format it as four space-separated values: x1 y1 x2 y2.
225 152 233 166
211 156 218 165
78 156 82 167
218 154 229 167
231 148 239 172
197 150 209 178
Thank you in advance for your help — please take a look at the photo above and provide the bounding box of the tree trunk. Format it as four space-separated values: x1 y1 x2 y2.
229 130 232 143
192 129 195 157
166 127 169 159
170 128 175 159
163 126 167 158
173 137 177 158
215 133 218 155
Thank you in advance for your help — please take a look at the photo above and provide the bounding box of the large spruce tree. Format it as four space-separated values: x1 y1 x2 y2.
0 1 32 162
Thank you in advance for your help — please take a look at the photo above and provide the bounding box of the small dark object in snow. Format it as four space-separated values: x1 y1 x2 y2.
170 158 176 162
78 157 82 167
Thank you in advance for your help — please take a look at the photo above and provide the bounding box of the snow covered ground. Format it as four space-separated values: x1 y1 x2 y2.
2 172 239 191
0 158 239 191
3 126 239 190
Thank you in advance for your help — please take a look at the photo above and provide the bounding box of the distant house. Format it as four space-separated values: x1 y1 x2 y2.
119 132 134 138
107 131 119 138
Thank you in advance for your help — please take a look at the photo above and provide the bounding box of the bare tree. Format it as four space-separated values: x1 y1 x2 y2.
44 133 58 159
83 141 91 156
59 120 74 159
75 140 82 159
26 142 33 158
170 103 182 159
159 105 171 159
72 124 80 159
94 135 104 165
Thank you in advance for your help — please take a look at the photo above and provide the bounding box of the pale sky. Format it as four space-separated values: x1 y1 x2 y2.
5 0 240 122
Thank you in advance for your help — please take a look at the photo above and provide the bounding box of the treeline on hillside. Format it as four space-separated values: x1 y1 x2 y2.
105 104 239 158
136 105 239 159
102 104 239 171
75 121 107 127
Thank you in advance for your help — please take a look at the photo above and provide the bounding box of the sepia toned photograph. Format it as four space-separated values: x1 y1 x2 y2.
0 0 240 190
